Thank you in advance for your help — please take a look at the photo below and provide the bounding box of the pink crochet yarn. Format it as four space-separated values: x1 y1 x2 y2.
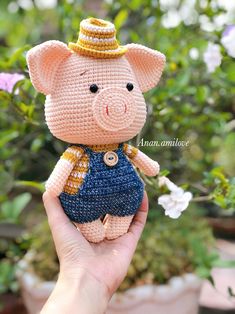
27 18 165 243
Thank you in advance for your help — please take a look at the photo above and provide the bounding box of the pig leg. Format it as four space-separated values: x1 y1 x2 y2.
104 215 134 240
74 219 105 243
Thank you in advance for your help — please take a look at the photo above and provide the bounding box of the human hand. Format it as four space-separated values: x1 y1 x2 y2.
41 191 149 314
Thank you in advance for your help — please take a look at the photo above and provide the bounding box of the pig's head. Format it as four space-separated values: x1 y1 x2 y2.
27 19 165 145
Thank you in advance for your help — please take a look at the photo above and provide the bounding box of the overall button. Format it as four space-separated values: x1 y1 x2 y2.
103 151 118 166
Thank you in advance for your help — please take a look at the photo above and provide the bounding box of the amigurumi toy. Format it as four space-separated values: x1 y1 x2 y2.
27 17 165 243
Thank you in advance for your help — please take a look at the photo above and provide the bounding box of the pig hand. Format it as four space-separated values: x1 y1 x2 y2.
132 150 160 177
45 146 84 196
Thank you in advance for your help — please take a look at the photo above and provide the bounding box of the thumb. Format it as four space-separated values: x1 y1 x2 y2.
42 191 84 246
128 191 149 241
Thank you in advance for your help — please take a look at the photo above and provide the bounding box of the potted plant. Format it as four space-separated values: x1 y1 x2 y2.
193 168 235 239
0 193 32 314
108 210 215 314
17 209 224 314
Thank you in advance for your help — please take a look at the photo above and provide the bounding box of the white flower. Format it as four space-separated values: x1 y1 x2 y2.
158 176 192 219
189 48 199 60
203 43 222 73
161 10 181 29
221 25 235 58
35 0 57 9
158 176 179 191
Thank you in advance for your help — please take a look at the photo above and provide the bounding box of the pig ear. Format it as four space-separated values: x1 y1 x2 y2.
26 40 71 95
125 43 166 93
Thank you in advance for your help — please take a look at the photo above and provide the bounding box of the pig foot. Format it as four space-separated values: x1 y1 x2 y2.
104 215 134 240
75 219 105 243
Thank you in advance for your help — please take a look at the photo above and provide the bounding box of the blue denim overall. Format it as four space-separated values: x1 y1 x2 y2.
59 144 144 224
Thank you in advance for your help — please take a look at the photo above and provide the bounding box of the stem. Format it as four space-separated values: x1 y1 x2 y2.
191 183 209 194
192 195 213 202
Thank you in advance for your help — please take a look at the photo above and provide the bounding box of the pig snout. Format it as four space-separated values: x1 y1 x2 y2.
92 87 136 132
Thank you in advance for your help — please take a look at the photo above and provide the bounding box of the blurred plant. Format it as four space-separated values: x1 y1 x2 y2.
0 192 32 294
120 210 235 291
22 221 58 282
20 210 235 293
147 167 235 219
202 167 235 215
0 261 19 294
0 192 31 224
0 233 31 294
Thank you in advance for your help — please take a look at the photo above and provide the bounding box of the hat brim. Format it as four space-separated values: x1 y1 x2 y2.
68 42 127 59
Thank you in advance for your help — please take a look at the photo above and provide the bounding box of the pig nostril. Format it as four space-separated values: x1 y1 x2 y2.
124 104 127 113
106 105 109 115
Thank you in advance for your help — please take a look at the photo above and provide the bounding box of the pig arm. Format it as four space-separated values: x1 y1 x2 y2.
45 146 84 196
123 143 160 176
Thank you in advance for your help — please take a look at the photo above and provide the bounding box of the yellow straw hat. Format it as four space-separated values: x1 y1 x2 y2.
68 17 127 59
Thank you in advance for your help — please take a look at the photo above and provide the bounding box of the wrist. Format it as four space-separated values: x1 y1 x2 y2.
59 270 110 312
41 269 109 314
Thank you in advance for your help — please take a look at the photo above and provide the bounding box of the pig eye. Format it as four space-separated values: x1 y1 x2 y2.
126 83 134 91
90 84 99 93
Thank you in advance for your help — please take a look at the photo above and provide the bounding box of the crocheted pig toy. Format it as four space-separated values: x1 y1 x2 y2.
27 17 165 243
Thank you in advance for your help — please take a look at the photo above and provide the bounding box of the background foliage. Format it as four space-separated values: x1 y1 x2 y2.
0 0 235 294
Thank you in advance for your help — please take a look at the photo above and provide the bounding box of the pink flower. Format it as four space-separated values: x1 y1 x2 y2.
222 25 235 37
0 72 24 93
221 25 235 58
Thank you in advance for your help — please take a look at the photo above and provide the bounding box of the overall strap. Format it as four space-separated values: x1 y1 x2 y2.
118 142 124 152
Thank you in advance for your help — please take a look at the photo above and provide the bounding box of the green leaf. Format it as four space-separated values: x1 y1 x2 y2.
159 169 170 177
0 260 17 294
30 138 43 153
0 171 14 195
12 193 31 218
213 259 235 268
114 10 128 31
207 275 215 286
196 266 211 279
228 287 235 298
129 0 143 10
169 71 191 96
7 45 30 67
0 130 19 148
14 180 45 193
0 193 31 223
213 194 226 208
225 63 235 83
196 86 209 104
